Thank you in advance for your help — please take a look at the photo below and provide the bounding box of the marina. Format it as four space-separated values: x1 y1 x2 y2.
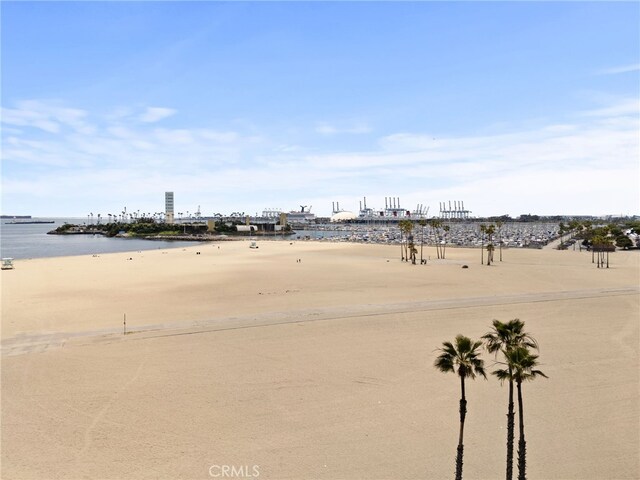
296 222 561 248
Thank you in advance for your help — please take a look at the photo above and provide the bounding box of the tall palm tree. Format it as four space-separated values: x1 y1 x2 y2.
496 220 504 261
558 222 566 246
409 239 417 264
479 224 486 264
429 219 442 259
442 224 450 259
486 243 495 266
483 320 538 480
591 234 613 269
485 224 496 265
399 220 413 262
494 347 547 480
399 223 404 261
418 219 427 264
405 221 413 262
434 335 487 480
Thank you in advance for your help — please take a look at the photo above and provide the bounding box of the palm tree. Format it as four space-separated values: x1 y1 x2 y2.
405 220 412 262
486 243 495 266
496 220 504 261
434 335 487 480
418 219 427 264
485 225 496 265
429 219 443 259
479 224 486 264
408 239 418 264
494 347 547 480
483 320 538 480
399 220 413 262
592 234 613 269
442 224 450 259
558 222 566 246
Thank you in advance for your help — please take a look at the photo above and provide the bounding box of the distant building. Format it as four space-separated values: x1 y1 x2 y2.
165 192 174 224
331 211 357 222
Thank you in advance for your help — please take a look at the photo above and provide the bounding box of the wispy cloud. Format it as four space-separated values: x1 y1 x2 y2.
580 98 640 117
139 107 176 123
596 63 640 75
315 121 372 135
1 100 258 174
2 98 638 216
1 100 94 134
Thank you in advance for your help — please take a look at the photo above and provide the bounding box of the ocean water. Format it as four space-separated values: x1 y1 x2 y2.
0 218 201 260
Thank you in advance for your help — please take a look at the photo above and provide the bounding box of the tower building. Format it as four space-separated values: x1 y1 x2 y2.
165 192 174 224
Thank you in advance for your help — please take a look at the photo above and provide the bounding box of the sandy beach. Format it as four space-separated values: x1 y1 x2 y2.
1 241 638 479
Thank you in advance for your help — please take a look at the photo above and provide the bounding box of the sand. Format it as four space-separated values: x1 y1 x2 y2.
1 240 638 479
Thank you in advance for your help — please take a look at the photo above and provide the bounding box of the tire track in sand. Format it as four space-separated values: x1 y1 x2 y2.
74 343 149 466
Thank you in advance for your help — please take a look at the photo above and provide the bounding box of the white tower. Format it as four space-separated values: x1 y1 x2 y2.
165 192 174 224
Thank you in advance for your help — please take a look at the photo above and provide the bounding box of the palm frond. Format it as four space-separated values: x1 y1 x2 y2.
434 334 487 379
492 368 511 384
483 318 539 359
504 347 548 383
434 354 454 373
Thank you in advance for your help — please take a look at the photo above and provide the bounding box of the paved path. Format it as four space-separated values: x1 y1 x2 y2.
543 235 564 250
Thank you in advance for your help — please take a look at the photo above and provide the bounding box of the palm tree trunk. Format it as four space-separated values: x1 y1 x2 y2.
456 375 467 480
420 227 424 264
506 379 515 480
517 379 526 480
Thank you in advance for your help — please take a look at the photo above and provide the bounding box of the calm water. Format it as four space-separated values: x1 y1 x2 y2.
0 218 201 260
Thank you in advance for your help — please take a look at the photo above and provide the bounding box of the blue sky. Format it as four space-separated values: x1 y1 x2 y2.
2 2 639 218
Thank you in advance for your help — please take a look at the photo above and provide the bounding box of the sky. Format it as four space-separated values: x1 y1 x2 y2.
1 1 639 218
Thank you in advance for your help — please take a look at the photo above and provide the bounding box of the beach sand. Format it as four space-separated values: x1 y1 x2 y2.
1 241 638 479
